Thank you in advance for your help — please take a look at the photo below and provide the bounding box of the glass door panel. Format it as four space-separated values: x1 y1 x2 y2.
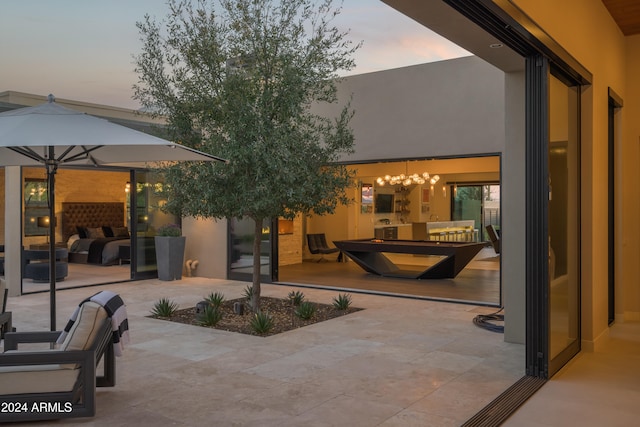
548 74 580 372
131 170 180 279
452 185 482 237
228 217 273 282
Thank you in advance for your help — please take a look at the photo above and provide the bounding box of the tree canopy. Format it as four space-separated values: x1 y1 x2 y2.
133 0 360 308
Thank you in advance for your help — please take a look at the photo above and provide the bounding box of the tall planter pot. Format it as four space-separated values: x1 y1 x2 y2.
154 236 186 281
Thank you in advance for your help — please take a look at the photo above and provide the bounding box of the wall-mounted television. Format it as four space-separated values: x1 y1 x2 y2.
375 194 394 213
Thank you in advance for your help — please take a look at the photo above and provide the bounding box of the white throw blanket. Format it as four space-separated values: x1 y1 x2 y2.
57 290 130 356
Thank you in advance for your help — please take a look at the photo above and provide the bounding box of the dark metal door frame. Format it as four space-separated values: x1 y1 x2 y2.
442 0 591 379
608 88 623 325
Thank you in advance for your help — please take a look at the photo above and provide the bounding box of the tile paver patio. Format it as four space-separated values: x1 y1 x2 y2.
2 277 523 426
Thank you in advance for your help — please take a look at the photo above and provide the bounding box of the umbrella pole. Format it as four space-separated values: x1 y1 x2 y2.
47 149 57 331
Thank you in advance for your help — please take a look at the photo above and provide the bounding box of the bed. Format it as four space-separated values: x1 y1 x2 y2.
62 202 131 265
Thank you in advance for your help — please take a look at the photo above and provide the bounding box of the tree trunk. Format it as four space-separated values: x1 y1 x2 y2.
251 217 263 311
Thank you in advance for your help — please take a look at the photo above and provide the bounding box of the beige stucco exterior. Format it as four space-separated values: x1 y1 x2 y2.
506 0 640 350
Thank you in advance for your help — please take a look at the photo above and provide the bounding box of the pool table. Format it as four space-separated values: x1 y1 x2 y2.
333 239 487 279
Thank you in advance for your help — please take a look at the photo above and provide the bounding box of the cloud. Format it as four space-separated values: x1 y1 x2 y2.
1 0 469 109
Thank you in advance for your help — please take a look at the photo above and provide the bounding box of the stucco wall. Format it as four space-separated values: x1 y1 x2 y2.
502 71 526 343
622 35 640 321
315 56 505 162
182 216 228 279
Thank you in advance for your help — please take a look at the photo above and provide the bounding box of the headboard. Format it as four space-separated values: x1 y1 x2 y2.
61 202 125 242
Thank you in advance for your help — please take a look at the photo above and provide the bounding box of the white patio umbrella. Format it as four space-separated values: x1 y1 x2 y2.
0 95 225 330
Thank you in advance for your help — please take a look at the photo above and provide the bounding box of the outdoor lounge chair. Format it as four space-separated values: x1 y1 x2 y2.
0 299 118 422
307 233 340 262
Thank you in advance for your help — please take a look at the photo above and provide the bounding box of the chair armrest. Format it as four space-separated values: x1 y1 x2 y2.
0 348 94 367
3 331 62 351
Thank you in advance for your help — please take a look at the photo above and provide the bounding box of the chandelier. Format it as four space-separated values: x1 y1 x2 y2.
376 172 440 187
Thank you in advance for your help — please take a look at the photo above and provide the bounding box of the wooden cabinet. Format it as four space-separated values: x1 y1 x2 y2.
375 226 398 240
397 225 412 240
374 224 412 240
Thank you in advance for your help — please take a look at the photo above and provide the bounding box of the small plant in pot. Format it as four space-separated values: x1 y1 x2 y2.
155 223 186 281
157 223 182 237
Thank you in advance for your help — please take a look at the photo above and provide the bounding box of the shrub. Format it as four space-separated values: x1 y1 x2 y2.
156 223 182 237
198 305 223 326
205 291 225 308
288 290 305 306
151 297 179 317
295 301 317 320
250 311 274 335
332 293 352 311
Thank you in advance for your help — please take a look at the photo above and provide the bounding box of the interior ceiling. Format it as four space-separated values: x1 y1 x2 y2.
383 0 640 75
602 0 640 36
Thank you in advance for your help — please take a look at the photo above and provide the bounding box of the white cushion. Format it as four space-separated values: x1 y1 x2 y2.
60 301 108 351
0 363 78 395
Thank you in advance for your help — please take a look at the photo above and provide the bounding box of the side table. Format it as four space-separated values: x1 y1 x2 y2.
119 245 131 265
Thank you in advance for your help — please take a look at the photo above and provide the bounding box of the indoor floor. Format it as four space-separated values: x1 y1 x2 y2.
21 262 131 294
278 246 501 307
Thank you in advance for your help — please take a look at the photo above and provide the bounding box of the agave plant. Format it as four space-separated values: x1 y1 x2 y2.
242 284 254 302
151 297 179 317
295 301 317 320
249 311 274 335
287 290 305 306
204 291 225 308
198 305 223 326
332 293 352 311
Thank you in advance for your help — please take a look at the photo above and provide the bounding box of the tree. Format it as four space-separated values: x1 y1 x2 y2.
133 0 359 310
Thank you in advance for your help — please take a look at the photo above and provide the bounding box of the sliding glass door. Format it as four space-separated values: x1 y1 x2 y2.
451 184 500 242
130 170 181 280
548 74 580 373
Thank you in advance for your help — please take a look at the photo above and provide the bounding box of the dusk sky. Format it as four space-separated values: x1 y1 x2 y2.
0 0 469 110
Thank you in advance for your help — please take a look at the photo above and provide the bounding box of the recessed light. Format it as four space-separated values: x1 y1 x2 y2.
489 43 504 49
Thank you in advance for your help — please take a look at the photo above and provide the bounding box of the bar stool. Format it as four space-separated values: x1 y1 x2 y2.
430 231 446 241
464 226 474 241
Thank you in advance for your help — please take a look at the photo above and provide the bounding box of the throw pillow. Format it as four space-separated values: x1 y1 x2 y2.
102 226 115 237
86 227 105 239
112 227 130 238
76 226 88 238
